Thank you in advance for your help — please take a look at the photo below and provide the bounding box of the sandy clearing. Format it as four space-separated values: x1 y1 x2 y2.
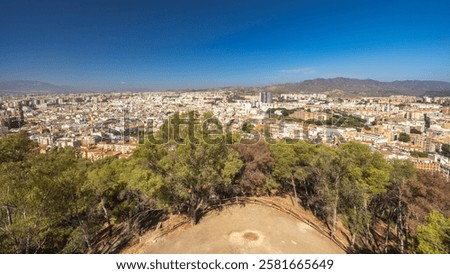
134 203 345 254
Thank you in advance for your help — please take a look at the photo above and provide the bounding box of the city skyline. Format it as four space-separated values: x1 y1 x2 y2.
1 0 450 90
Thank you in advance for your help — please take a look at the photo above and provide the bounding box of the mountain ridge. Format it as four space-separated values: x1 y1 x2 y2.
264 77 450 97
0 80 71 94
2 78 450 96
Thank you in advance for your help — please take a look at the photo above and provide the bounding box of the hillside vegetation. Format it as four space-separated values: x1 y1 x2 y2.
0 113 449 254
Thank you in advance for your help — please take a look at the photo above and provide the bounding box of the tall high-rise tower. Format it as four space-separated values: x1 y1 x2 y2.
259 91 273 103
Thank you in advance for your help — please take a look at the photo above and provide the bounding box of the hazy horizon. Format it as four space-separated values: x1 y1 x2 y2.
3 76 450 94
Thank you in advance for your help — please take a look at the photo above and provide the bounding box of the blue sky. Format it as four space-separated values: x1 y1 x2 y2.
1 0 449 90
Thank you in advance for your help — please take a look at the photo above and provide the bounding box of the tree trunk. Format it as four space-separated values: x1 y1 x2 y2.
191 208 198 226
363 198 370 232
25 234 30 254
399 234 404 254
351 233 356 247
101 200 112 236
189 189 197 225
191 201 205 226
5 206 13 226
331 175 340 236
304 180 311 209
79 220 93 253
291 175 298 204
190 190 206 226
397 182 404 254
332 194 338 235
384 218 391 253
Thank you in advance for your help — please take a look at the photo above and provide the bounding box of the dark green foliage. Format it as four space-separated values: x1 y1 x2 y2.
241 121 254 133
410 151 428 158
0 131 37 163
441 143 450 156
0 146 91 253
368 159 417 253
398 132 411 142
410 128 422 134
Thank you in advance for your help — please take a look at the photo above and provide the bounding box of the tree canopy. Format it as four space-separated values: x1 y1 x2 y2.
0 118 448 254
416 211 450 254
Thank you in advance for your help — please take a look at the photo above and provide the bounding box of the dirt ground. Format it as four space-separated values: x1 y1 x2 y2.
125 202 345 254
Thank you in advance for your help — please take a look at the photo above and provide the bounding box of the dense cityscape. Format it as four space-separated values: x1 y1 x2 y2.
2 89 450 177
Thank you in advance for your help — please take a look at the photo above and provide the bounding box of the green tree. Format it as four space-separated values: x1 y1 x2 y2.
308 145 345 234
0 131 37 163
391 159 416 253
270 142 300 201
241 121 254 133
441 143 450 156
162 140 242 224
410 151 429 158
269 141 315 205
307 142 391 242
0 146 91 253
398 133 411 142
85 158 130 235
125 142 169 209
416 211 450 254
338 142 391 196
339 142 391 242
373 159 416 253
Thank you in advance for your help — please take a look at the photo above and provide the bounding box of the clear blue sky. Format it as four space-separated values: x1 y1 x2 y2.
1 0 449 90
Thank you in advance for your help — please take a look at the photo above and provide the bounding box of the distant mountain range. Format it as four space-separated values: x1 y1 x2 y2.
0 80 70 94
1 78 450 97
264 77 450 97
